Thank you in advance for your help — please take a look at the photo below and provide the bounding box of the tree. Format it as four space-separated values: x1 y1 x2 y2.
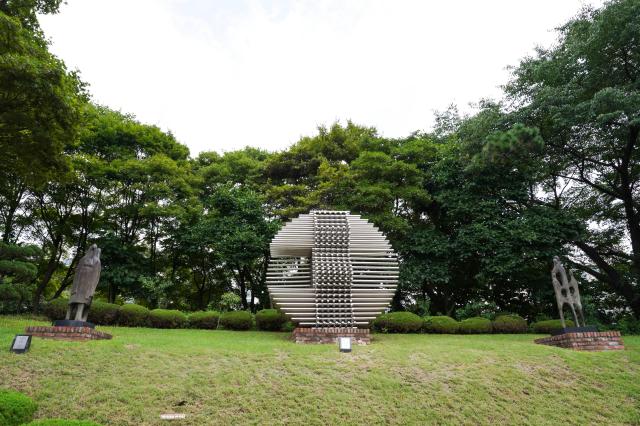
0 0 63 32
0 241 41 313
506 0 640 317
0 10 84 243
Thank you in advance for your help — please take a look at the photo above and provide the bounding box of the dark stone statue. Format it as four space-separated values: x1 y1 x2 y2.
65 244 101 322
551 256 585 328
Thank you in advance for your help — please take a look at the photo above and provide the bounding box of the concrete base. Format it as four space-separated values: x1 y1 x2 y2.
535 330 624 351
25 325 112 341
292 327 370 345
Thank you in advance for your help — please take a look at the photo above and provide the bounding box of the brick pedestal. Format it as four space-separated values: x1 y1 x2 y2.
25 325 112 341
535 331 624 351
292 327 370 344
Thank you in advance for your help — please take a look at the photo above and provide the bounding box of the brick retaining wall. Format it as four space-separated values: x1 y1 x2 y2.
534 331 624 351
292 327 370 344
25 325 112 341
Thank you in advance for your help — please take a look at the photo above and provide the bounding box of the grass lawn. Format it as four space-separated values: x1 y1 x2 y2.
1 317 639 425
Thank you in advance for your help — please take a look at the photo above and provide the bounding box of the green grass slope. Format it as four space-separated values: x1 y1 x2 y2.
1 317 639 425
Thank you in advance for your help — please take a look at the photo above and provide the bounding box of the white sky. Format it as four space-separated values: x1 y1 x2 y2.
39 0 603 156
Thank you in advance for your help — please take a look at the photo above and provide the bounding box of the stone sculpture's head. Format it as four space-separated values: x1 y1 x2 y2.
83 244 101 266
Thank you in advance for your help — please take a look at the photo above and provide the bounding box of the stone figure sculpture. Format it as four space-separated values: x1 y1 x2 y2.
65 244 101 322
266 210 398 328
551 256 585 328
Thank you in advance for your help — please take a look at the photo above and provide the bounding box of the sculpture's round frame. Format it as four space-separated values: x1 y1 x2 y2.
266 210 398 328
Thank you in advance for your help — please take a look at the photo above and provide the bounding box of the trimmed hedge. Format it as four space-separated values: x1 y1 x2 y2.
25 420 102 426
148 309 187 329
531 319 574 334
255 309 287 331
458 317 493 334
188 311 220 329
87 301 120 325
0 389 37 426
373 312 423 333
423 316 459 334
117 304 149 327
219 311 253 330
42 298 68 321
282 321 295 332
492 314 528 333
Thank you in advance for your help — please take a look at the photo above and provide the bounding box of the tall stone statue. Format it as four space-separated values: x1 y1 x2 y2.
551 256 585 328
65 244 101 322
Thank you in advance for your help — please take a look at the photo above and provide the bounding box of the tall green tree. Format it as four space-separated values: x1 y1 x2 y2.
0 10 84 243
506 0 640 316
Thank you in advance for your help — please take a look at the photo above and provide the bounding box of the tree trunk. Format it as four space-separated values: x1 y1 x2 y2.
32 237 63 312
575 241 640 318
2 183 25 243
237 267 248 310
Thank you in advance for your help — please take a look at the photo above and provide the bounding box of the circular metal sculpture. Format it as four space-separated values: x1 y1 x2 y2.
267 210 398 328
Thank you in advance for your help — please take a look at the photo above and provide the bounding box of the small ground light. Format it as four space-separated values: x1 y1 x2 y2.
10 335 31 354
339 337 351 353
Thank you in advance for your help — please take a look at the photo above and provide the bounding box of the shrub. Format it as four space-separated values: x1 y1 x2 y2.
255 309 287 331
219 311 253 330
217 292 242 312
148 309 187 329
455 300 498 320
42 298 68 321
492 314 528 333
117 304 150 327
282 320 295 332
25 420 102 426
373 312 423 333
423 316 459 334
615 316 640 335
531 319 574 334
87 301 120 325
188 311 220 329
458 317 493 334
0 389 37 426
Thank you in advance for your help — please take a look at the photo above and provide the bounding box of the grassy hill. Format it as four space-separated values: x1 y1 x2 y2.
1 317 639 425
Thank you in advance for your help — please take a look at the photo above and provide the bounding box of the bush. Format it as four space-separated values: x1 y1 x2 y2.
492 314 528 333
86 301 120 325
255 309 287 331
0 389 37 426
458 317 493 334
615 315 640 335
423 316 459 334
148 309 187 329
117 304 150 327
455 300 498 320
25 420 102 426
219 311 253 330
531 319 574 334
42 298 68 321
373 312 423 333
282 320 295 332
188 311 220 329
217 292 242 312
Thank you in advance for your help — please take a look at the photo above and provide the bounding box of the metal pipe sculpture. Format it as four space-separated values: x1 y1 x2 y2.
267 210 398 328
551 256 585 328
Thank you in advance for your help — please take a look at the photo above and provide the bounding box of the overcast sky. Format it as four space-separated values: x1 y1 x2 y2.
39 0 603 155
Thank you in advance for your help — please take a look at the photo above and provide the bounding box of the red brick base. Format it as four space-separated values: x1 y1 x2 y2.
534 331 624 351
292 327 370 345
25 325 112 341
